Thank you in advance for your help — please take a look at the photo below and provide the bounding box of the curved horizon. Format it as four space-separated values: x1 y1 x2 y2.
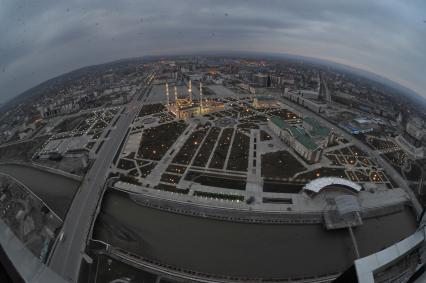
1 0 425 105
1 50 425 108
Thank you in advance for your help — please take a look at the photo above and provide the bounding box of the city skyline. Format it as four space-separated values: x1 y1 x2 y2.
1 0 425 104
0 53 424 282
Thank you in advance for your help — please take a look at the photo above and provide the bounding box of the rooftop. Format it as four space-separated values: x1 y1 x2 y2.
296 130 320 150
255 96 276 101
270 115 291 129
270 115 319 150
304 116 330 137
303 177 362 194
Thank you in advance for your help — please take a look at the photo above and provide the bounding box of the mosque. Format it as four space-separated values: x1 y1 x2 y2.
166 80 225 119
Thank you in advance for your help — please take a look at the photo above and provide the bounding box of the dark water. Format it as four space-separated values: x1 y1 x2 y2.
93 190 417 279
0 164 80 219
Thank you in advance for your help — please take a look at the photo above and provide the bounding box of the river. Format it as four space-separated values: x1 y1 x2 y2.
93 190 417 279
0 164 81 219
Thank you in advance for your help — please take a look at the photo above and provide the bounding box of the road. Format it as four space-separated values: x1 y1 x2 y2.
417 161 426 196
47 82 151 282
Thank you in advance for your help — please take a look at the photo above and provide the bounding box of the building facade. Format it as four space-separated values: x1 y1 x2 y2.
269 116 323 163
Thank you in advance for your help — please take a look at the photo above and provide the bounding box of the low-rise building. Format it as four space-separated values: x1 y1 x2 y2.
341 117 375 135
269 116 323 163
252 96 280 109
283 89 327 113
17 128 34 140
38 101 80 119
39 135 90 158
303 116 337 147
238 83 256 94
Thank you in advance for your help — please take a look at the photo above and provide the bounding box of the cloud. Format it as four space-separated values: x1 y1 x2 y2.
0 0 425 104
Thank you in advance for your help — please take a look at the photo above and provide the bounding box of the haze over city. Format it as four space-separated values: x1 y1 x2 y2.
1 0 425 104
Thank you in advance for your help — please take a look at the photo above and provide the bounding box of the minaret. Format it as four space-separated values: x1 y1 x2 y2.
188 80 193 102
174 85 178 102
165 82 170 109
199 82 203 109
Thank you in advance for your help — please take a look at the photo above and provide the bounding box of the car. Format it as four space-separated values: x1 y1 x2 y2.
58 231 66 242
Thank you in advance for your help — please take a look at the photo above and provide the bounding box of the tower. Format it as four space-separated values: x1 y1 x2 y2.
188 80 192 102
165 82 170 109
199 82 203 109
174 85 178 102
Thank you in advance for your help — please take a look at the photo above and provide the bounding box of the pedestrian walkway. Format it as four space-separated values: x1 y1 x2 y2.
246 130 263 200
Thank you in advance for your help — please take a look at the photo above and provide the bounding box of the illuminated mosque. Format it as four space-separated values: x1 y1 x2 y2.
166 80 225 119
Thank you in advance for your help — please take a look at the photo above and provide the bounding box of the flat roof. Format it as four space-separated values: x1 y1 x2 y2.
270 115 291 130
270 116 319 150
296 132 319 150
304 117 330 137
304 177 362 194
255 96 276 101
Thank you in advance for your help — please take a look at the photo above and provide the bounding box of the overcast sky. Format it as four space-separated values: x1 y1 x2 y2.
0 0 425 104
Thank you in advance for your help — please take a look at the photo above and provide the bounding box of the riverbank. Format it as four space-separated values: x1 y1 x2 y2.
0 163 81 219
92 189 417 280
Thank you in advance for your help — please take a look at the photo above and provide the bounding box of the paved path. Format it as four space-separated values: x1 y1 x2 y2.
246 130 262 197
223 127 236 170
206 128 223 168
